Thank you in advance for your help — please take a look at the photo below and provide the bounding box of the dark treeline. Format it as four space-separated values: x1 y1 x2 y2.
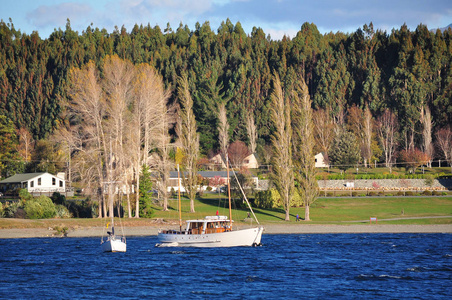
1 19 451 158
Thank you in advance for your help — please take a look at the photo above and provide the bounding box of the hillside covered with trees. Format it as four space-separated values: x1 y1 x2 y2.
1 19 451 176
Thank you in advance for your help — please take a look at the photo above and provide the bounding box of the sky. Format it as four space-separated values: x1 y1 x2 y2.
2 0 451 40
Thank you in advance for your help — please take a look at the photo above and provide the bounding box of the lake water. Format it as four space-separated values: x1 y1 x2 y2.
1 233 451 299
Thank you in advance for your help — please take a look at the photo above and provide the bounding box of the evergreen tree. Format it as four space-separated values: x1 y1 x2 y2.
329 130 361 171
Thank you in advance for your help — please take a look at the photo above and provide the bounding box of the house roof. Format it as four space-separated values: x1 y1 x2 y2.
0 172 52 183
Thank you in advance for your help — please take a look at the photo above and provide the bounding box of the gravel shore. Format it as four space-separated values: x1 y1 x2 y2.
1 223 451 239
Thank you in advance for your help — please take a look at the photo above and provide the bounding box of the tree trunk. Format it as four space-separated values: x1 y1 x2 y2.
305 204 310 221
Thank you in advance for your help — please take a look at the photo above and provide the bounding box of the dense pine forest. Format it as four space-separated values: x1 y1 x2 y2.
0 19 451 176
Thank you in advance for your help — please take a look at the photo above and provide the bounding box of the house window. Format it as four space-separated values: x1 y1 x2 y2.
315 159 318 162
59 180 63 187
30 181 34 188
38 178 41 186
245 160 249 164
52 178 56 185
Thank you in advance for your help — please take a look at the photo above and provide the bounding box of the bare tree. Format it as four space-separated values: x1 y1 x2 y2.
218 103 229 159
362 105 373 168
435 126 452 172
312 108 334 163
17 128 34 162
420 105 434 167
132 63 171 215
177 73 199 213
377 109 398 171
103 55 135 218
228 141 251 168
245 111 258 154
269 72 294 221
292 76 318 221
67 61 107 217
347 105 373 167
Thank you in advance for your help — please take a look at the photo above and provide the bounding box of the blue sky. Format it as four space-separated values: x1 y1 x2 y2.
2 0 451 40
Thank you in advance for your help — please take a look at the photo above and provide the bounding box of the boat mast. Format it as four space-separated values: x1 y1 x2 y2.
177 164 182 231
226 154 232 228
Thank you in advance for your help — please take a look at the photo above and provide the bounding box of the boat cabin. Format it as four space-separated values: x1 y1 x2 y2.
186 216 232 234
161 216 233 235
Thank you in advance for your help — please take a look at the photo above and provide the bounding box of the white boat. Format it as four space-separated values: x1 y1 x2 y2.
157 215 263 247
101 225 127 252
156 157 264 248
101 193 127 252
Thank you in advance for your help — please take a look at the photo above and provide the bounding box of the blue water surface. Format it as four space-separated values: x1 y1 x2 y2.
1 233 451 299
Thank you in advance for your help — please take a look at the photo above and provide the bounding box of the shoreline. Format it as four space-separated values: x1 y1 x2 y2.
1 224 451 239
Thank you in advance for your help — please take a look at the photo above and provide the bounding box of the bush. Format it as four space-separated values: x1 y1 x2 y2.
351 192 358 197
368 192 377 196
24 201 44 219
432 191 441 196
396 191 405 196
3 201 20 218
55 205 72 218
18 189 32 201
421 190 432 196
405 191 415 196
24 196 56 219
51 192 66 205
254 190 277 209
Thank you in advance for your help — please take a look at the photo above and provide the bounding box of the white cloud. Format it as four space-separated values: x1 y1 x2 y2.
27 3 91 28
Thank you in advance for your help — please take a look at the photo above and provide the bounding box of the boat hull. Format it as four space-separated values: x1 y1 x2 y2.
101 238 127 252
156 226 264 247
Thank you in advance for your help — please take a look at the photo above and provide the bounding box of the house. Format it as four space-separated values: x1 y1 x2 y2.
315 152 329 168
0 172 73 197
242 153 259 169
209 153 259 169
209 154 226 169
167 170 259 192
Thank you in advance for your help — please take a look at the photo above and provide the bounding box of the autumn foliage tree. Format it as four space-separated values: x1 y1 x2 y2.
228 140 251 168
398 148 430 173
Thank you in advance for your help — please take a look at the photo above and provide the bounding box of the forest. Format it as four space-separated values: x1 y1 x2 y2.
0 18 451 178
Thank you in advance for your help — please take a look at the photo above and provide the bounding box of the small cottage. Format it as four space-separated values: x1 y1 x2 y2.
0 172 71 196
315 152 329 168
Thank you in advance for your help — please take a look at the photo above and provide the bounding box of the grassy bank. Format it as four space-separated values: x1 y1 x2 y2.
1 195 451 229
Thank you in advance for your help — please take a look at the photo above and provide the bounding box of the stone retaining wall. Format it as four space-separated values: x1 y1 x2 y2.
317 178 452 191
257 179 452 191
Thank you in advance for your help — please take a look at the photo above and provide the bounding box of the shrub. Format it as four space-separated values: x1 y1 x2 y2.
326 192 334 197
51 192 66 205
3 201 20 218
368 191 377 196
55 205 72 218
351 192 358 197
424 175 434 187
405 191 415 196
18 189 32 201
0 202 3 217
396 191 405 196
378 191 385 196
206 186 213 192
255 190 279 209
24 196 56 219
432 191 441 196
24 201 44 219
421 190 432 196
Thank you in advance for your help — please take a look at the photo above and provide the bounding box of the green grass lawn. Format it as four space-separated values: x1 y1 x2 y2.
151 194 452 225
1 194 451 229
